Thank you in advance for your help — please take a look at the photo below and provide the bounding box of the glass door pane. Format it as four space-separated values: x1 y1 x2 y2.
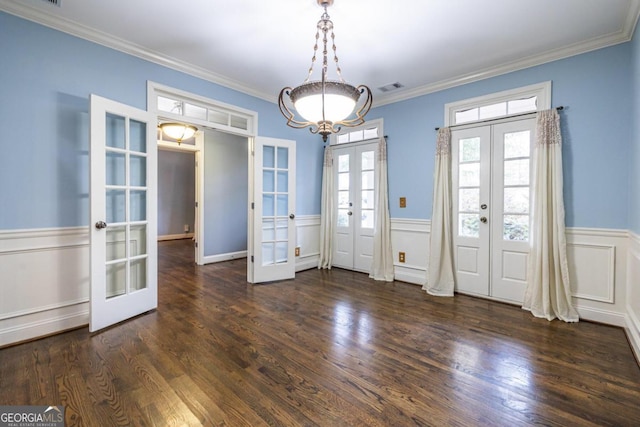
337 153 351 227
458 137 481 238
104 114 149 297
502 130 531 241
360 151 375 229
261 145 290 266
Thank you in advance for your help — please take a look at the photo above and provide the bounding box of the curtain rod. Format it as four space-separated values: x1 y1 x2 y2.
434 106 564 131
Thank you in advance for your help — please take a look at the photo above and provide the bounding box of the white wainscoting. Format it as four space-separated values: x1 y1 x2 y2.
390 218 430 285
295 215 321 272
0 227 90 347
388 219 634 327
627 232 640 362
2 221 639 361
566 228 629 326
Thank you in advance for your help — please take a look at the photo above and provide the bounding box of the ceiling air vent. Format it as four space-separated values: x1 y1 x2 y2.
41 0 61 6
378 82 404 93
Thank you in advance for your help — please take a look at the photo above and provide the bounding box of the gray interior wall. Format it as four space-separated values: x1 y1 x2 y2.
158 150 195 236
203 130 248 256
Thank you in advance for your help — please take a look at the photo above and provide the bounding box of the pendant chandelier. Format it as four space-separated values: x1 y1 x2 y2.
278 0 373 142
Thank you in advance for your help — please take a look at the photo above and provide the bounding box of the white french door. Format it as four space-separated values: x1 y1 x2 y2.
332 142 376 272
249 137 296 283
452 118 536 303
90 94 157 332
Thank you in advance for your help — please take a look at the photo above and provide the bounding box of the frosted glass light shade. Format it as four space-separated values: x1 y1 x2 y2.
290 81 360 123
159 123 197 141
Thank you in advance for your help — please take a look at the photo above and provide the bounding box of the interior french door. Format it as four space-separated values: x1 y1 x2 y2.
452 118 536 303
332 142 376 272
89 94 157 332
249 137 296 283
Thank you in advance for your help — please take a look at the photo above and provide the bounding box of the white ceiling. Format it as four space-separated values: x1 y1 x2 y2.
2 0 639 106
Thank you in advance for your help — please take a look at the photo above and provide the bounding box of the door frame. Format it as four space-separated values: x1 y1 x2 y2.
157 135 203 264
148 82 281 282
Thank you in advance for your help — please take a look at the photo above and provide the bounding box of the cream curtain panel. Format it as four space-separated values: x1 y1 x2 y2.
522 109 579 322
423 128 456 296
369 137 394 281
318 146 334 269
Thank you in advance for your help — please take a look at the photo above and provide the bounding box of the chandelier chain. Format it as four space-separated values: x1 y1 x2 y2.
303 6 345 84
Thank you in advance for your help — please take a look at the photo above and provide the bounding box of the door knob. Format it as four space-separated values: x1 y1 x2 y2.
347 211 353 216
289 213 295 219
481 204 487 210
95 221 107 230
480 217 488 224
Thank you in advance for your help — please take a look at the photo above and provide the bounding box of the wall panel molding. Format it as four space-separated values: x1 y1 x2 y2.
295 215 320 272
0 227 89 347
390 219 430 285
566 242 615 303
626 231 640 363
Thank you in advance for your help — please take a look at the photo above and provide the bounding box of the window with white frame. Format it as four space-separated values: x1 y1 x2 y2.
331 118 383 145
445 82 551 127
148 82 257 137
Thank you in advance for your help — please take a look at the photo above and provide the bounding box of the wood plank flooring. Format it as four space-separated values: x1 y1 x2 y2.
1 239 639 426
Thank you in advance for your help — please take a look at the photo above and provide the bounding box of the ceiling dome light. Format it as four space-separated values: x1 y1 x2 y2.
159 122 197 143
278 0 372 142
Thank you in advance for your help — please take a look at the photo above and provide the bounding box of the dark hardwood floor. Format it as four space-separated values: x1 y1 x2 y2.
1 239 639 426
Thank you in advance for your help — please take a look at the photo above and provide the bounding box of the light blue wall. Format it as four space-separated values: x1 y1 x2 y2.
203 130 248 256
0 11 322 231
371 43 633 229
631 25 640 234
158 151 195 236
0 10 635 232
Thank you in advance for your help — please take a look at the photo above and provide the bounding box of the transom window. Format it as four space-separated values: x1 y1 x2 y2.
446 81 551 127
331 118 383 145
148 82 256 137
454 96 538 125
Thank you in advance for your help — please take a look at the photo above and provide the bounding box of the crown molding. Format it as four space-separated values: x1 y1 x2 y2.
2 0 639 108
0 0 275 103
374 0 640 107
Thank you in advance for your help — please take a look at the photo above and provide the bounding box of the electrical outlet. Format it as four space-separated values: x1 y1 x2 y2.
295 247 300 257
399 197 406 208
183 224 190 233
399 251 406 263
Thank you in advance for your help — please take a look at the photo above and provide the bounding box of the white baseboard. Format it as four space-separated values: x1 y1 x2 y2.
393 263 426 285
0 304 88 348
626 231 640 362
574 305 628 327
626 305 640 363
296 253 319 272
202 250 247 264
158 233 194 241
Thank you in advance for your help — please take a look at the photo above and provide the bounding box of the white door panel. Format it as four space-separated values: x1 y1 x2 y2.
452 126 491 296
452 118 535 303
491 119 535 302
249 137 296 283
90 94 157 332
332 143 377 272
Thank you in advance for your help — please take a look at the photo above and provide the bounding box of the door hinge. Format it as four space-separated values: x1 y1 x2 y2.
194 242 198 248
251 202 255 209
251 255 254 263
195 201 198 207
